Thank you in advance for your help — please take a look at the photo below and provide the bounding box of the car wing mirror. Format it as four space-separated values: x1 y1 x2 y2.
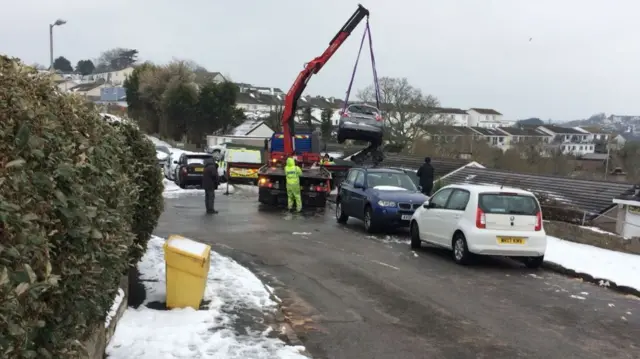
173 161 178 164
422 200 431 209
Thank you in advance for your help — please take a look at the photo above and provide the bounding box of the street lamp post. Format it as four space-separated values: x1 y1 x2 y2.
49 19 67 72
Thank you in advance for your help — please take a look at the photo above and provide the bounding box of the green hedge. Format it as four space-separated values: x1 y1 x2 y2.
113 122 164 264
0 56 163 358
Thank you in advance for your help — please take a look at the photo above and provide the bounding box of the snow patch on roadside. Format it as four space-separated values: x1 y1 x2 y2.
107 236 307 358
162 179 237 198
105 288 125 328
545 236 639 292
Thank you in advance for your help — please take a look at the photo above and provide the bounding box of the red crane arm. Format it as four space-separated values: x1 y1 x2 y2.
280 4 370 155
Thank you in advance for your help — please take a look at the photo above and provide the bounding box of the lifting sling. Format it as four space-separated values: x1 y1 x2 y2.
342 18 380 112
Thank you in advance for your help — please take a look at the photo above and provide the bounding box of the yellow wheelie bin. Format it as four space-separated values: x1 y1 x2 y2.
163 235 211 309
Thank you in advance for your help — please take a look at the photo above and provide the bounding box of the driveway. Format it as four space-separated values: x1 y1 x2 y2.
155 192 639 359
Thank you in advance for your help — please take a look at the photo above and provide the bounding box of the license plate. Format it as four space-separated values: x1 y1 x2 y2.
194 168 203 172
401 214 412 221
497 237 526 244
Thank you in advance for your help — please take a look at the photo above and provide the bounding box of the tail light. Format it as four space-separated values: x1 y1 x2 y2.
375 114 382 122
342 111 350 118
476 207 486 229
181 167 187 174
534 211 542 231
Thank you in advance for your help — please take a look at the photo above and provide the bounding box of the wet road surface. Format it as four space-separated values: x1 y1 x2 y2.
155 190 640 359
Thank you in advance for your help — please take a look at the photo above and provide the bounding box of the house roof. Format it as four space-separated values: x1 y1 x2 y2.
441 166 634 217
469 127 507 136
540 125 585 134
497 127 550 136
336 152 470 178
227 119 266 136
236 92 263 105
69 81 104 92
433 107 468 115
579 153 609 161
422 125 477 136
470 108 502 115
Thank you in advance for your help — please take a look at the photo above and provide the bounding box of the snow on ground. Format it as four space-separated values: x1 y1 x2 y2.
162 179 253 198
580 226 620 237
107 236 307 359
105 288 125 328
545 236 639 292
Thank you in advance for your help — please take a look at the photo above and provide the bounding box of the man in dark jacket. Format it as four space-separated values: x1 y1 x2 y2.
202 157 219 214
416 157 434 196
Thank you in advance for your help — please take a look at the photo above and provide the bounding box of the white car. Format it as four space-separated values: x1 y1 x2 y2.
165 149 187 180
410 184 546 268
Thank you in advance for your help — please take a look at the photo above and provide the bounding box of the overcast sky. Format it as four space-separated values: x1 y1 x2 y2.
2 0 638 122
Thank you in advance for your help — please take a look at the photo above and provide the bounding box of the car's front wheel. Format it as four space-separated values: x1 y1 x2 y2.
336 200 348 223
410 221 421 249
363 206 377 233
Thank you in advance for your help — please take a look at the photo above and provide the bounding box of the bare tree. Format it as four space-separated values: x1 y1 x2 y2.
358 77 440 149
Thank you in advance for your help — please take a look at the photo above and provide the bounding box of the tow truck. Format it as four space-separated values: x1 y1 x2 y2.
257 4 376 207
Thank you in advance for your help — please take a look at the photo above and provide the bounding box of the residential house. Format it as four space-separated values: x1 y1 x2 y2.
86 67 134 86
433 108 470 126
469 127 510 149
100 87 126 102
196 71 227 84
227 119 273 137
236 92 272 112
68 81 108 101
538 125 596 156
467 108 509 128
612 132 640 150
235 82 284 96
496 127 552 150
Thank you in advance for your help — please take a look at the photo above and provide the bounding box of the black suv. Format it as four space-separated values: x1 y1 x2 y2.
174 153 214 188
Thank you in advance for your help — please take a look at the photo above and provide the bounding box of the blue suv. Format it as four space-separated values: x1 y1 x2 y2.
336 168 429 233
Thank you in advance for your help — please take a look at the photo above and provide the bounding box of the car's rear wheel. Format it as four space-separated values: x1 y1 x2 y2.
336 200 348 224
363 206 377 233
524 255 544 269
452 233 471 265
410 221 421 249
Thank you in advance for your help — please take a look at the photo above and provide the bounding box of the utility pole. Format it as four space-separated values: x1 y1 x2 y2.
49 19 67 72
604 144 611 180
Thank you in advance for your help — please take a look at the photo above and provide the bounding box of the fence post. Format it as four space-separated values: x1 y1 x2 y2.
581 211 587 226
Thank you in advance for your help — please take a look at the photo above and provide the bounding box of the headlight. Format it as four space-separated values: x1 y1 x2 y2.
377 200 396 207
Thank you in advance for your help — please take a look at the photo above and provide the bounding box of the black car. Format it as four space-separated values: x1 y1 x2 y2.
174 153 214 188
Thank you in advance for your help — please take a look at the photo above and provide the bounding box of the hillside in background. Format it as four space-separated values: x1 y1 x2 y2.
561 112 640 133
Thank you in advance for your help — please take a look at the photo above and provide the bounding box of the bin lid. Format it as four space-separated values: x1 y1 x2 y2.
166 236 210 258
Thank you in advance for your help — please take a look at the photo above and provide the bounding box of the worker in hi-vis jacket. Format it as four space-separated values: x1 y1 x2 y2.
285 157 303 212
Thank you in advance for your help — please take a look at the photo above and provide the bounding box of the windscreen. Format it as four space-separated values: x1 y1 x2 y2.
367 172 417 191
349 105 379 116
185 155 212 165
478 193 539 216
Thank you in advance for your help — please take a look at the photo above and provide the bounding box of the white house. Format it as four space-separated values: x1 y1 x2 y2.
612 132 640 149
496 127 552 151
612 187 640 239
538 125 596 156
433 108 470 126
227 119 274 137
68 82 109 98
86 67 134 86
467 108 507 128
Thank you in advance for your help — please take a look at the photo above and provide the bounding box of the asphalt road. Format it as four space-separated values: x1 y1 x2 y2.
155 190 640 359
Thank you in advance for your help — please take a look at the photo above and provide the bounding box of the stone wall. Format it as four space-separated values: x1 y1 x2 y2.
544 220 640 255
81 274 129 359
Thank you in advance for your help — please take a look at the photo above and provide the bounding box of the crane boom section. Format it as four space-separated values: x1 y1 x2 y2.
280 4 370 155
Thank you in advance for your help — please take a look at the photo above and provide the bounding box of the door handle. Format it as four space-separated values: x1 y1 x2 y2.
453 215 461 219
